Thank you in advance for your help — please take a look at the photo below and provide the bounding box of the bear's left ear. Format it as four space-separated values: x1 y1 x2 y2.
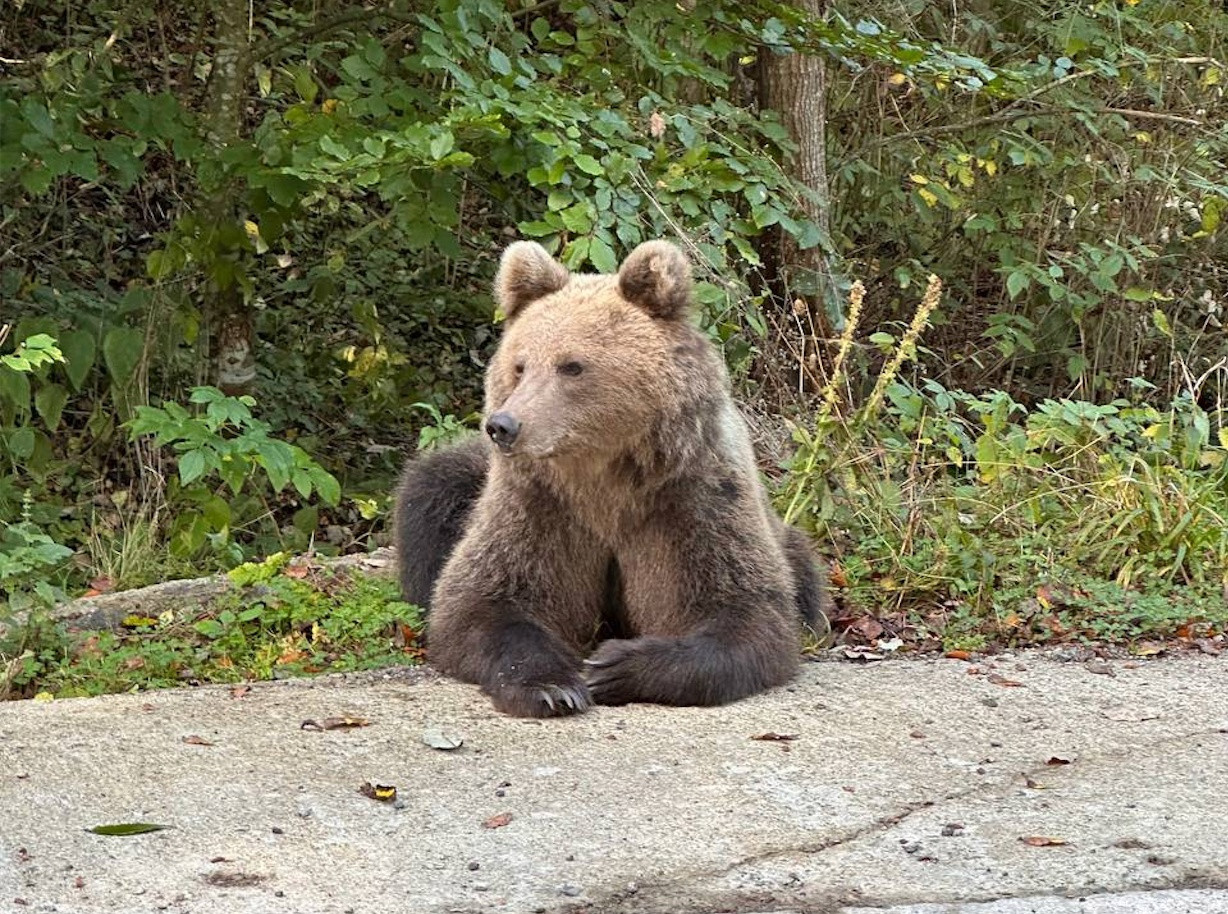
496 241 571 319
617 240 693 321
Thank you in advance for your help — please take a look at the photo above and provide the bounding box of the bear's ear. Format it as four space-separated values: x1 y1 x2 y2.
495 241 570 319
617 240 693 321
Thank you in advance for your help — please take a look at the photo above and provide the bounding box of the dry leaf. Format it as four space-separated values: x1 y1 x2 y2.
301 716 371 731
483 812 513 829
945 649 972 661
1020 835 1067 847
1022 773 1048 789
750 732 799 741
182 734 214 746
987 672 1024 687
1086 661 1115 676
1101 705 1161 722
422 728 464 750
648 110 666 139
358 782 397 802
230 685 252 699
1046 754 1076 766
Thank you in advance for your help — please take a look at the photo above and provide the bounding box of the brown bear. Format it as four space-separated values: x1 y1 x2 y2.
394 240 831 717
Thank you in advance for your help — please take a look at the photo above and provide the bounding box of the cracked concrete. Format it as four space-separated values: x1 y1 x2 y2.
1 654 1225 913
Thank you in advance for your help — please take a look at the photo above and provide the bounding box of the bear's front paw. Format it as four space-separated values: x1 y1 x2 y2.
584 639 651 706
487 674 592 718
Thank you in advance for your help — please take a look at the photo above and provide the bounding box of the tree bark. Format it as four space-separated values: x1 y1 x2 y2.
202 1 257 395
756 0 837 394
756 0 835 307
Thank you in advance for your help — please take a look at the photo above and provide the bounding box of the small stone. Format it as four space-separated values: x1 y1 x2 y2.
274 890 285 898
467 862 480 872
473 883 489 892
559 884 581 897
271 826 284 835
495 789 505 798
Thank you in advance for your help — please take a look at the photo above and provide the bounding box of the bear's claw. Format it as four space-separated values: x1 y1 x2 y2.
488 677 592 717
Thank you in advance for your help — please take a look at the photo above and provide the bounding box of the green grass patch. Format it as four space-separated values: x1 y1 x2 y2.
2 554 422 699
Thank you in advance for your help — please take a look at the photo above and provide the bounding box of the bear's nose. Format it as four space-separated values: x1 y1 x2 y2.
485 412 521 450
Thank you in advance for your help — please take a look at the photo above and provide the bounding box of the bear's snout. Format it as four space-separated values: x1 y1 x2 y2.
485 412 521 451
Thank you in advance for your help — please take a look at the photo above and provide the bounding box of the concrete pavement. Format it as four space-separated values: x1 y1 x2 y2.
1 653 1225 913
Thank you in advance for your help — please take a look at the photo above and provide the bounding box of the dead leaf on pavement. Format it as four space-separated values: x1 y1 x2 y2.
422 728 464 750
301 716 371 731
1046 754 1076 766
945 649 973 661
230 685 252 699
1101 705 1161 722
1022 773 1048 789
182 735 214 746
358 782 398 803
1131 642 1165 657
1020 835 1067 847
750 732 799 741
483 812 513 829
1086 661 1115 676
987 672 1024 687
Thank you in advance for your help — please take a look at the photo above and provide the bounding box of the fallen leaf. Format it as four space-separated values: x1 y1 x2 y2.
422 728 464 750
847 616 884 642
648 110 666 139
182 735 214 747
301 716 371 731
945 649 972 661
987 672 1024 687
876 637 904 652
120 615 159 629
88 823 170 836
1022 773 1048 789
1101 705 1161 722
1131 642 1165 657
828 563 847 588
1020 835 1067 847
230 685 252 699
88 576 115 594
1046 754 1076 766
1086 661 1115 676
1194 638 1222 656
750 732 799 741
358 782 397 803
283 563 310 579
483 812 513 829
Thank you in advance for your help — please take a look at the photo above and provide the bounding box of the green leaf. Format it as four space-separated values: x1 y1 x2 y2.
1151 309 1172 338
588 235 618 273
59 330 96 391
429 131 454 160
1006 270 1030 300
88 823 170 836
572 154 603 176
7 427 35 459
1123 287 1153 302
311 468 341 506
488 46 512 76
34 383 68 431
179 449 207 485
102 327 144 385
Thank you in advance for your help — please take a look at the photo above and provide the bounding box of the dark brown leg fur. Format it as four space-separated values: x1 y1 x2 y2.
427 476 610 717
394 436 488 611
777 522 836 632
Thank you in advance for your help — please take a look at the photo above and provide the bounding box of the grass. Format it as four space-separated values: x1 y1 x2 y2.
1 553 422 699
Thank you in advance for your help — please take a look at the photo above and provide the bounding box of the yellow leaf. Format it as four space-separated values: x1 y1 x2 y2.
322 98 338 114
982 159 998 176
917 187 939 207
244 220 261 241
1133 131 1152 144
887 72 908 86
34 692 54 702
1202 67 1221 87
1218 428 1228 449
910 174 929 185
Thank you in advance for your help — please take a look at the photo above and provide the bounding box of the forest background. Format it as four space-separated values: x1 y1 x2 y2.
1 0 1226 696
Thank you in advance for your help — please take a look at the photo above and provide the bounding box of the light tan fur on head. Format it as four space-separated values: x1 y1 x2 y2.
484 240 711 465
495 241 570 319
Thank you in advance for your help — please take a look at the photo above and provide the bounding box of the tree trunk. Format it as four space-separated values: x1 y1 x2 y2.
202 1 256 395
756 0 837 395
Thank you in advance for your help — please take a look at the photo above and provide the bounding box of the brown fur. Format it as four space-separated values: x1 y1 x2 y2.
397 240 831 717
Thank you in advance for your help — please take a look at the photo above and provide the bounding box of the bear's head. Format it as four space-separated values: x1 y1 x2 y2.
483 240 710 462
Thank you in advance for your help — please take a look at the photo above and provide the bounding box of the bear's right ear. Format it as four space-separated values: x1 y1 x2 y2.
495 241 570 319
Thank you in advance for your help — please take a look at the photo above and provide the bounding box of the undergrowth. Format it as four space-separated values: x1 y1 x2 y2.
783 279 1228 652
1 553 421 699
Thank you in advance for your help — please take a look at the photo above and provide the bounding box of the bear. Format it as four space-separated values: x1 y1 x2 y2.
394 239 832 717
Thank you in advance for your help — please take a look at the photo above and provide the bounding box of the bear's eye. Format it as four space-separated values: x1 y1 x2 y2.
514 362 525 376
557 361 584 377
